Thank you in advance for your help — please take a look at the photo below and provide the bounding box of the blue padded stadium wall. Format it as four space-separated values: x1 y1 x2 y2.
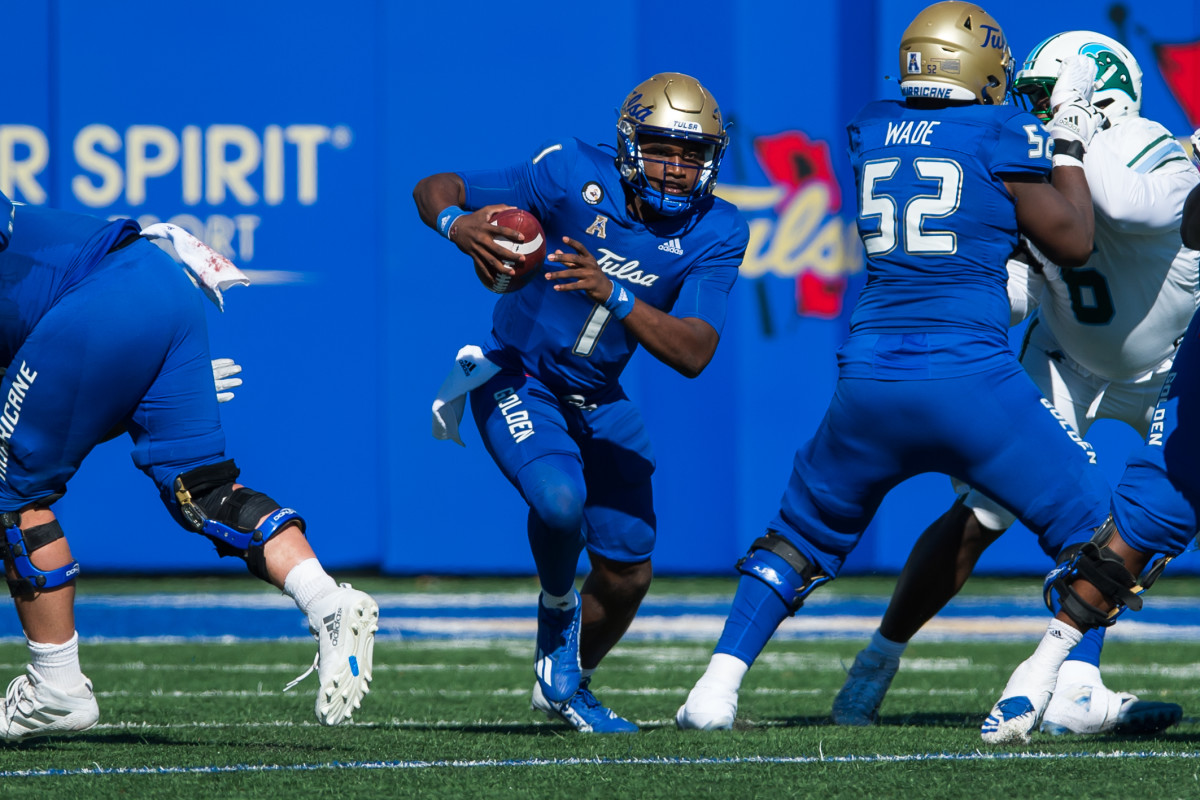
5 0 1198 577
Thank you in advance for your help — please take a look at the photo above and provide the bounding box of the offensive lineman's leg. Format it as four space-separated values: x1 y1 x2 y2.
983 527 1154 745
1 507 97 742
980 325 1198 744
679 375 905 730
832 499 1004 725
9 508 77 646
880 499 1002 643
122 252 378 726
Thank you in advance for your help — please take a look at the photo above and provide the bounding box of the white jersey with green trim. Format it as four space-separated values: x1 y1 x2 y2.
1032 116 1200 383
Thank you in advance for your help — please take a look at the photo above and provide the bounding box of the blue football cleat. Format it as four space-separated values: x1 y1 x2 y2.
534 592 582 703
532 678 638 734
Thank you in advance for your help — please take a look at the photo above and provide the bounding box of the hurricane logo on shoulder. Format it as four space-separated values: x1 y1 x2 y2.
907 52 921 74
582 182 604 205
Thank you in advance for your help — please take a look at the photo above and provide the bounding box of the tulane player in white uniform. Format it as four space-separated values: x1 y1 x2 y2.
834 31 1199 736
415 73 748 733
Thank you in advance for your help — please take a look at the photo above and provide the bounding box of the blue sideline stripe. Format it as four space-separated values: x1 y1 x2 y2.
6 751 1200 778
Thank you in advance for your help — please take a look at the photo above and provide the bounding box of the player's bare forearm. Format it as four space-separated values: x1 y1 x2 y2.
1009 173 1094 267
622 309 718 378
413 172 467 230
414 174 523 276
1048 166 1095 265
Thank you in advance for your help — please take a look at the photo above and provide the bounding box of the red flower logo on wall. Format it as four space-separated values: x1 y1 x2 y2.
718 130 862 321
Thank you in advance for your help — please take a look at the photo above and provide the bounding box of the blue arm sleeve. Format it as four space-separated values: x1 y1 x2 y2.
457 164 528 210
457 139 575 219
672 215 747 335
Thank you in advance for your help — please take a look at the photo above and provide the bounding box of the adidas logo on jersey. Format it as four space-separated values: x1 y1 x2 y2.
658 238 683 255
458 359 476 376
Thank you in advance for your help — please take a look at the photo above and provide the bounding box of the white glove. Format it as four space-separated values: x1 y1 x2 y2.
1191 128 1200 166
1050 54 1098 110
1047 100 1108 150
212 357 243 403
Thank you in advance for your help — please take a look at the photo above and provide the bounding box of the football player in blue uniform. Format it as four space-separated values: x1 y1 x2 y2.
675 1 1112 735
0 195 378 742
985 304 1200 744
415 73 749 733
833 31 1194 737
980 145 1200 744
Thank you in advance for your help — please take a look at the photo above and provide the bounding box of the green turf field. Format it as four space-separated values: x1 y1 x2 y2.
0 576 1198 799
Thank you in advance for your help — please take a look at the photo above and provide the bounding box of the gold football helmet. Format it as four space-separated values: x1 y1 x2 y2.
616 72 728 216
898 1 1013 105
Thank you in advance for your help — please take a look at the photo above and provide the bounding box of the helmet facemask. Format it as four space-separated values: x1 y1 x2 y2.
1013 31 1142 126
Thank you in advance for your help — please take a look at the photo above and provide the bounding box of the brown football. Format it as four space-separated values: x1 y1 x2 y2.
480 208 546 294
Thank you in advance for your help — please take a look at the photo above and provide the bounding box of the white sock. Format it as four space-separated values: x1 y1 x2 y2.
1001 619 1082 697
28 632 85 688
541 591 578 612
697 653 750 694
283 558 338 617
868 629 907 659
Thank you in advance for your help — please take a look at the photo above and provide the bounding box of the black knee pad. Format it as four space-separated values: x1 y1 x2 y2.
174 460 306 582
1044 519 1142 629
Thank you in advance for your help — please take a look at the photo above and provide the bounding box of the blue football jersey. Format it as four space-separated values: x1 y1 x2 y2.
0 203 140 363
457 138 748 397
841 102 1051 378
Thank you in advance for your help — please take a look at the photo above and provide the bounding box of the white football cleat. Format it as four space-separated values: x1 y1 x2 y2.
675 680 738 730
981 695 1041 745
832 648 900 726
981 657 1057 745
287 584 380 726
1 666 99 743
1041 683 1182 736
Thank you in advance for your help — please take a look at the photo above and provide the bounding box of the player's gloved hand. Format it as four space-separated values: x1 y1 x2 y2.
1047 100 1108 150
1050 54 1098 110
212 357 243 403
